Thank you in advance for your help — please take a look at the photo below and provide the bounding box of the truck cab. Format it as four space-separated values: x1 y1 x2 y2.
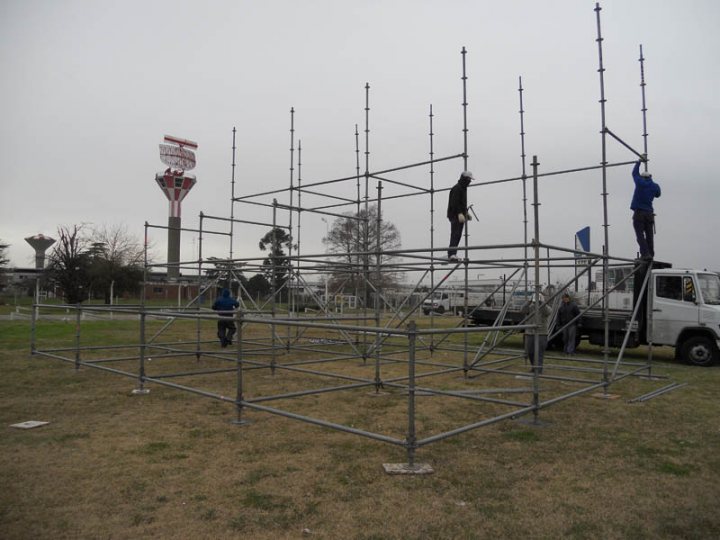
649 269 720 366
423 292 450 314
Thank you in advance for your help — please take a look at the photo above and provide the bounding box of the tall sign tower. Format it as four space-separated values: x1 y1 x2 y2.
156 135 197 279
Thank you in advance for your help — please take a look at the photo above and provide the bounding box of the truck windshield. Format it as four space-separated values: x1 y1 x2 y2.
698 273 720 305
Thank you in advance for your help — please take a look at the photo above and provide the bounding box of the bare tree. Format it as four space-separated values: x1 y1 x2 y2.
45 224 145 304
46 225 90 304
0 240 9 293
322 205 401 303
90 223 145 267
87 224 144 303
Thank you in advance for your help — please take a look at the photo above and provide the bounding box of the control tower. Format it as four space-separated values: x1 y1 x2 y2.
156 135 197 279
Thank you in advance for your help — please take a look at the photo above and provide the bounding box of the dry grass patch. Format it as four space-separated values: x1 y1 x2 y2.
2 317 720 538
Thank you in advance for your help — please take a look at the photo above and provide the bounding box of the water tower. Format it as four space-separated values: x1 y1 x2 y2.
25 234 56 269
156 135 197 279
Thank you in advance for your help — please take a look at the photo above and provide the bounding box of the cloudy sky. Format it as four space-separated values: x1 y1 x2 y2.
2 0 718 282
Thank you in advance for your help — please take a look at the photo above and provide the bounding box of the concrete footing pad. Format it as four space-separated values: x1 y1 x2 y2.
383 463 434 475
592 392 621 400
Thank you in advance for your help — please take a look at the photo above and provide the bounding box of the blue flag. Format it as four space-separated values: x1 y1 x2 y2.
575 226 590 256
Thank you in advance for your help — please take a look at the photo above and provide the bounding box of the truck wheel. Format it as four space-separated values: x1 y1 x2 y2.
680 336 719 367
437 306 445 314
422 309 430 316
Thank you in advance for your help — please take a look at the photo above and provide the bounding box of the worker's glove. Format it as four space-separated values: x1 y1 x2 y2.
457 213 466 223
466 213 473 222
640 154 648 163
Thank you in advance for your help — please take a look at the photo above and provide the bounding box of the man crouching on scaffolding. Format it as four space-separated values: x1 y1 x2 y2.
212 288 240 347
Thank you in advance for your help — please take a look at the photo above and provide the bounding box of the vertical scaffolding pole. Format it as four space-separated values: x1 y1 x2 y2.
519 76 530 297
196 213 204 361
363 83 371 360
639 44 653 373
639 44 649 170
30 295 38 355
531 156 541 423
354 124 362 346
461 46 469 170
595 2 611 389
232 310 249 425
406 320 418 467
134 221 150 395
288 108 296 324
428 104 436 352
296 139 303 331
74 303 81 371
374 180 383 392
271 200 278 376
461 46 470 374
230 127 237 259
133 310 150 395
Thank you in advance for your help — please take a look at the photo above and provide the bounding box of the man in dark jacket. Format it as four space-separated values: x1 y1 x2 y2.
212 288 240 347
557 292 581 355
446 171 474 262
631 158 661 260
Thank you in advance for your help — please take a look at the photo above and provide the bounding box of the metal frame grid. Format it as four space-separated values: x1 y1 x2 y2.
31 2 670 469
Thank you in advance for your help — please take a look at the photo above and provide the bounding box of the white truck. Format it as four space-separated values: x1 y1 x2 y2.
468 263 720 366
422 289 494 315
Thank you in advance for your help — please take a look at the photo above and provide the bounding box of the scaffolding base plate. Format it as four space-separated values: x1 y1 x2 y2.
515 417 551 428
131 388 150 395
592 392 621 400
383 463 434 475
10 420 49 430
368 391 391 397
231 419 252 426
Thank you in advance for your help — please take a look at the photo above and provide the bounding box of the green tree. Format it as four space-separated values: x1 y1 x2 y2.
244 274 271 300
322 205 401 304
258 227 293 301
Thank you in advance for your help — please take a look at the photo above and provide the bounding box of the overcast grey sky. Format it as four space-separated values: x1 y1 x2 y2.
2 0 719 280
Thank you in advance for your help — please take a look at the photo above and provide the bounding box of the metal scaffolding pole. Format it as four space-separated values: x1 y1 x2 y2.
288 108 296 325
230 127 237 259
518 76 529 299
428 104 436 354
461 46 470 375
595 2 612 392
531 156 542 423
638 43 655 375
374 180 383 391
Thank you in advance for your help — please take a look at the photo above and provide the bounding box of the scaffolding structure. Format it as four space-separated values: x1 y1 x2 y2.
31 3 672 472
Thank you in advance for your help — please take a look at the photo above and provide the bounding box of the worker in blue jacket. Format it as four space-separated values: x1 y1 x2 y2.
212 288 240 347
630 158 661 260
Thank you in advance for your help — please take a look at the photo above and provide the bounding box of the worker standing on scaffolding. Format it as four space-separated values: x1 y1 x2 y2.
212 288 240 347
446 171 474 262
631 156 661 260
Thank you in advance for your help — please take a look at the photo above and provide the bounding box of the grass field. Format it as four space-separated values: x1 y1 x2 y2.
1 315 719 539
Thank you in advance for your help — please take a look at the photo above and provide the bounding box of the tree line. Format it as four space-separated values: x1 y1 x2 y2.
0 205 401 305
